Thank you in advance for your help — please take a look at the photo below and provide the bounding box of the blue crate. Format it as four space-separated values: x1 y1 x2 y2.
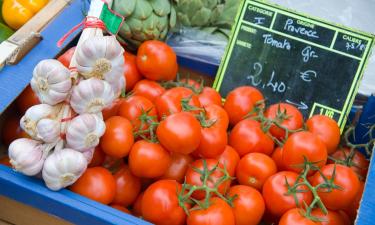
0 0 374 224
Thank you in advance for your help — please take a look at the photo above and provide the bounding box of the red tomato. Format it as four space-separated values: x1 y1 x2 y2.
185 159 229 200
88 146 106 167
262 171 313 217
329 148 369 180
224 86 264 126
311 164 360 210
198 87 222 107
282 131 327 173
155 87 201 118
2 115 29 146
159 152 194 183
124 52 143 91
102 98 123 121
338 210 351 225
0 156 11 167
311 209 348 225
264 103 303 140
157 112 201 154
228 185 265 225
236 153 277 190
344 181 364 220
279 208 318 225
187 197 235 225
110 204 131 214
133 79 166 102
100 116 134 158
194 127 227 158
16 85 40 114
129 140 171 178
216 145 240 176
271 147 285 171
180 78 201 91
229 119 274 156
132 192 144 217
57 46 76 68
142 180 188 225
203 104 229 130
112 165 141 207
137 40 178 81
306 115 340 154
70 167 116 204
118 95 157 131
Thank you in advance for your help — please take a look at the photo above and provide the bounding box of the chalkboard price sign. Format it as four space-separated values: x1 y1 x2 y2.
213 0 374 131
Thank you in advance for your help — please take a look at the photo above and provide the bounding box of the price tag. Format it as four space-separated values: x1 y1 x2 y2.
100 3 124 35
214 0 375 132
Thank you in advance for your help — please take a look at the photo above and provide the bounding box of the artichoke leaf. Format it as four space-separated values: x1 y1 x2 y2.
155 15 168 31
169 5 177 28
149 0 171 17
177 13 191 27
209 4 224 24
127 17 143 32
160 26 168 39
119 22 132 37
113 0 136 17
132 0 153 20
191 7 212 27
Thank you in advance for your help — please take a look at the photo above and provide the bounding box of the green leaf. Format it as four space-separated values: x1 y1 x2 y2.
155 15 168 31
132 0 153 20
119 22 132 38
191 7 212 26
177 13 191 26
149 0 171 17
127 17 143 32
112 0 136 17
160 27 168 39
209 4 224 24
169 5 177 28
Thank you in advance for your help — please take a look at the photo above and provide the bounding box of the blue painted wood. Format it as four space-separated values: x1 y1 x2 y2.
177 55 218 77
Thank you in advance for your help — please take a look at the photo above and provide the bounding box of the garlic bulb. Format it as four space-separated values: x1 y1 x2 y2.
20 104 61 139
76 36 124 84
8 138 46 176
109 74 125 97
36 118 61 143
70 78 114 114
82 148 95 163
66 113 105 152
42 148 87 191
31 59 72 105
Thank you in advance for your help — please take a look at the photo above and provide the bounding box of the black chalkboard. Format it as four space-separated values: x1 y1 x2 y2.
214 0 374 131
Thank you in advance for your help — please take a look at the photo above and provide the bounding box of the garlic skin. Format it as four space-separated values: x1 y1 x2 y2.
66 113 105 152
42 148 87 191
8 138 46 176
31 59 72 105
82 148 95 163
70 78 114 114
109 74 125 97
20 104 60 139
76 36 124 84
36 118 61 143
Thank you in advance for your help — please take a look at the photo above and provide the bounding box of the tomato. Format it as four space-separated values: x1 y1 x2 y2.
306 115 340 154
2 115 29 146
57 46 76 68
132 192 144 217
344 181 364 220
102 98 123 121
311 164 360 210
88 146 106 167
216 145 240 176
133 79 165 102
187 197 235 225
142 180 187 225
262 171 313 217
311 209 347 225
228 185 265 225
203 104 229 130
129 140 171 178
271 147 285 171
264 103 303 140
194 127 227 158
112 165 141 206
338 211 351 225
185 159 229 200
70 167 116 204
198 87 222 107
223 86 264 126
155 87 201 118
229 119 274 156
100 116 134 158
157 112 201 154
159 152 193 183
110 204 131 214
124 52 143 91
282 131 327 173
279 208 318 225
236 153 277 190
180 78 201 91
102 155 125 171
329 148 369 180
16 85 40 114
137 40 178 81
0 156 11 167
118 95 157 131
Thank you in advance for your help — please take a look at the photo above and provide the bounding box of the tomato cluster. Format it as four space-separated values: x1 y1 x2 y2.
0 40 371 225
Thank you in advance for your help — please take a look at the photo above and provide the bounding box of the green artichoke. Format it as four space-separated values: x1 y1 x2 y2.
113 0 177 48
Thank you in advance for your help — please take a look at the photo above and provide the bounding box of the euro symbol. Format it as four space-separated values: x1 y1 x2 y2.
300 70 317 82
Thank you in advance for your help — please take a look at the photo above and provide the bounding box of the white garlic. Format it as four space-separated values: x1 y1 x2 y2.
76 36 124 84
8 138 47 176
66 113 105 152
42 148 87 191
109 74 125 97
82 148 95 163
36 118 61 143
31 59 72 105
20 104 61 139
70 78 114 114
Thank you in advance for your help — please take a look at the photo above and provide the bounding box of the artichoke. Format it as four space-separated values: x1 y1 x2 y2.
113 0 177 49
